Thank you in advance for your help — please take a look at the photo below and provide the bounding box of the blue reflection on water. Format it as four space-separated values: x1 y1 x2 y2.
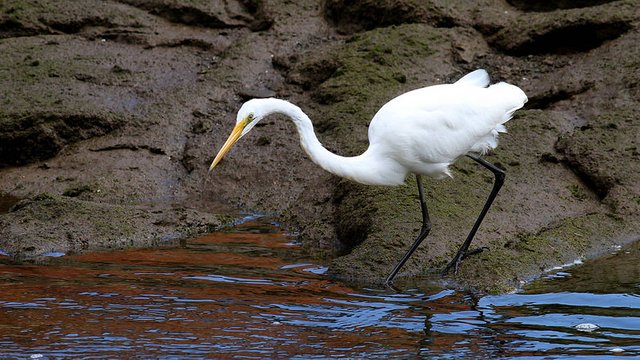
481 292 640 309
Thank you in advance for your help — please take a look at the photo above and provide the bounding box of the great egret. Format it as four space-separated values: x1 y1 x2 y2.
210 69 527 284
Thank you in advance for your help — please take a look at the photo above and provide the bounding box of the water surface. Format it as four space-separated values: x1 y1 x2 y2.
1 220 638 358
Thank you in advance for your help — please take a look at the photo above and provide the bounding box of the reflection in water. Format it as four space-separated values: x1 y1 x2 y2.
0 220 639 358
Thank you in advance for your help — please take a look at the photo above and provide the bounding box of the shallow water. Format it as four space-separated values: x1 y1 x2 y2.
1 219 638 359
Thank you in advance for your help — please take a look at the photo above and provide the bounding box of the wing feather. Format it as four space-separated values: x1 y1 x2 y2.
367 71 527 169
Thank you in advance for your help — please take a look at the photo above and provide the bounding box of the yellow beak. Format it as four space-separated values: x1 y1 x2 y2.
209 121 245 172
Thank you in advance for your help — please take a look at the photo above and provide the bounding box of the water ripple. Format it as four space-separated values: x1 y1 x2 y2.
0 220 638 358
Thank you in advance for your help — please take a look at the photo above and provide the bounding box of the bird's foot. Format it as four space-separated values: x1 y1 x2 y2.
441 247 488 276
441 255 462 276
462 246 488 260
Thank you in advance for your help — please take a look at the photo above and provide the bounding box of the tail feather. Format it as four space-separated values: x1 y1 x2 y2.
489 82 528 124
455 69 490 88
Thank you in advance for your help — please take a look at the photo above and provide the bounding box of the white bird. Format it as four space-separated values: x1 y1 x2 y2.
210 69 527 284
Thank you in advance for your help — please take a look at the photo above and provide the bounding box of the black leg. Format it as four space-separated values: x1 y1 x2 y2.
385 175 432 285
442 154 505 275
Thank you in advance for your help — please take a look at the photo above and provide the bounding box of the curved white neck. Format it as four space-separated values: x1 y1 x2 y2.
257 98 406 185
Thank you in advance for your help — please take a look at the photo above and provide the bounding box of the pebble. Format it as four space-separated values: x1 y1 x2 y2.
574 323 599 332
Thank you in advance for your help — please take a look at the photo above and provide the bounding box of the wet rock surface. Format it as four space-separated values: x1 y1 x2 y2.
0 0 638 292
0 193 221 259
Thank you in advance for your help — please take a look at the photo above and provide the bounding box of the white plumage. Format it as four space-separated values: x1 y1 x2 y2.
210 69 527 283
362 70 527 183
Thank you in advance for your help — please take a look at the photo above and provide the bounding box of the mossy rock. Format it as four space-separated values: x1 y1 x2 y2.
0 193 223 259
556 108 640 215
0 35 143 166
458 212 638 293
488 0 636 55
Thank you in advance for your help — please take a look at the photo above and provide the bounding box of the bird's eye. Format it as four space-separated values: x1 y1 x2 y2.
246 113 255 124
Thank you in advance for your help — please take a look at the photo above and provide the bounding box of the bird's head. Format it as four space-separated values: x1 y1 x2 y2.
209 100 263 171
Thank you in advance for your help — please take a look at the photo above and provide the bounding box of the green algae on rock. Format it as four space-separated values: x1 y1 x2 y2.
0 193 223 259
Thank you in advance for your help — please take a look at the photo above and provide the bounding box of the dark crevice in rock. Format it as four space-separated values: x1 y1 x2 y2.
118 0 272 31
332 181 374 251
149 7 234 28
287 56 339 91
555 137 615 199
507 0 619 12
0 16 49 38
89 143 166 155
527 82 594 109
155 37 215 50
323 0 456 34
86 28 150 45
494 20 632 56
180 140 197 174
44 17 118 34
0 113 125 167
0 193 21 214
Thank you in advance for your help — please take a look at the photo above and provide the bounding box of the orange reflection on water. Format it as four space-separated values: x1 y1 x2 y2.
0 221 437 358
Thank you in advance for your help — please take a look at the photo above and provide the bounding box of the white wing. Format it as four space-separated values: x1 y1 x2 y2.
367 72 527 176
